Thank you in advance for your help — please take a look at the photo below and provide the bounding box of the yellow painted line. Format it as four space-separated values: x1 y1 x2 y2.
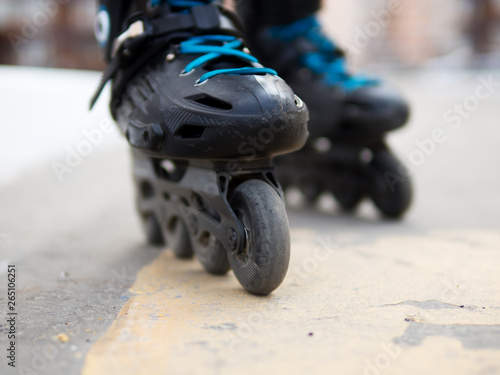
82 230 500 375
81 250 269 375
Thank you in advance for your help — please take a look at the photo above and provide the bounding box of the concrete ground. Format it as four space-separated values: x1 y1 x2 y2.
1 66 499 375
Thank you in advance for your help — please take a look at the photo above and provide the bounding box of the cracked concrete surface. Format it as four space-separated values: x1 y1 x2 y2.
396 322 500 350
1 67 500 375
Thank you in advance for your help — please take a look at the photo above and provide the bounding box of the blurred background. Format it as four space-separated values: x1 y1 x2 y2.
1 0 500 71
1 3 499 374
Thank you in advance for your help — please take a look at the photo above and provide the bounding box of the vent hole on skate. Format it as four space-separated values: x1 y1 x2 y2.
167 216 178 232
163 192 171 201
140 181 155 198
190 95 232 110
199 231 210 247
143 131 150 142
219 176 227 193
175 125 205 139
266 173 279 189
181 197 190 207
192 193 206 210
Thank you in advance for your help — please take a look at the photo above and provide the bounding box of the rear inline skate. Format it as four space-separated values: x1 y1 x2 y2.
91 0 309 294
238 12 413 218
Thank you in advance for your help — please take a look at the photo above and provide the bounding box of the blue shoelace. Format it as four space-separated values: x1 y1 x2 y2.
153 0 277 84
180 35 277 84
269 16 378 91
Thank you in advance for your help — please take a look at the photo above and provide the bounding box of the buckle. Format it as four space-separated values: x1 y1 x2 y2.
112 20 145 58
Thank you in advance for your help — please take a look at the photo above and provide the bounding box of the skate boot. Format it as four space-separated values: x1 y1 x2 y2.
239 14 413 218
91 0 309 294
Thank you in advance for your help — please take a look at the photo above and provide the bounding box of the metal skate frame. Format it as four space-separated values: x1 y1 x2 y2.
133 150 283 255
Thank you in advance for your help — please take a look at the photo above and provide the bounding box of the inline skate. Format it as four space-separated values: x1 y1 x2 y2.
238 11 413 218
91 0 309 294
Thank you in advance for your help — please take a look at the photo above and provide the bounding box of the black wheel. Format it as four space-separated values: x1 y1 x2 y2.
366 149 413 218
192 232 230 275
331 184 364 212
141 214 165 246
165 216 194 259
229 179 291 295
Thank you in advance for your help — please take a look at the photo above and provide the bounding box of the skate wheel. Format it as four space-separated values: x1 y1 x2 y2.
166 216 194 259
332 187 364 212
229 180 290 295
141 214 165 246
367 150 413 218
192 233 230 275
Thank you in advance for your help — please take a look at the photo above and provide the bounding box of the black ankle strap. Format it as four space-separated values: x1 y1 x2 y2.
152 4 221 36
90 3 240 110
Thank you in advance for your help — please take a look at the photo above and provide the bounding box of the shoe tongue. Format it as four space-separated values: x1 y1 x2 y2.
204 56 250 71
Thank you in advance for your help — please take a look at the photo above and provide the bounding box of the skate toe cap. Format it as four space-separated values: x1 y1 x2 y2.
199 74 310 155
343 82 410 131
207 73 308 122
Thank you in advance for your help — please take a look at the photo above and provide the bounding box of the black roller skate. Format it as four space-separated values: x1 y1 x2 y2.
238 13 413 218
91 0 309 294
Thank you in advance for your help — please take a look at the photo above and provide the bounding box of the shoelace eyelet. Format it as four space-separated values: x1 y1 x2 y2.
179 69 194 77
193 78 208 87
